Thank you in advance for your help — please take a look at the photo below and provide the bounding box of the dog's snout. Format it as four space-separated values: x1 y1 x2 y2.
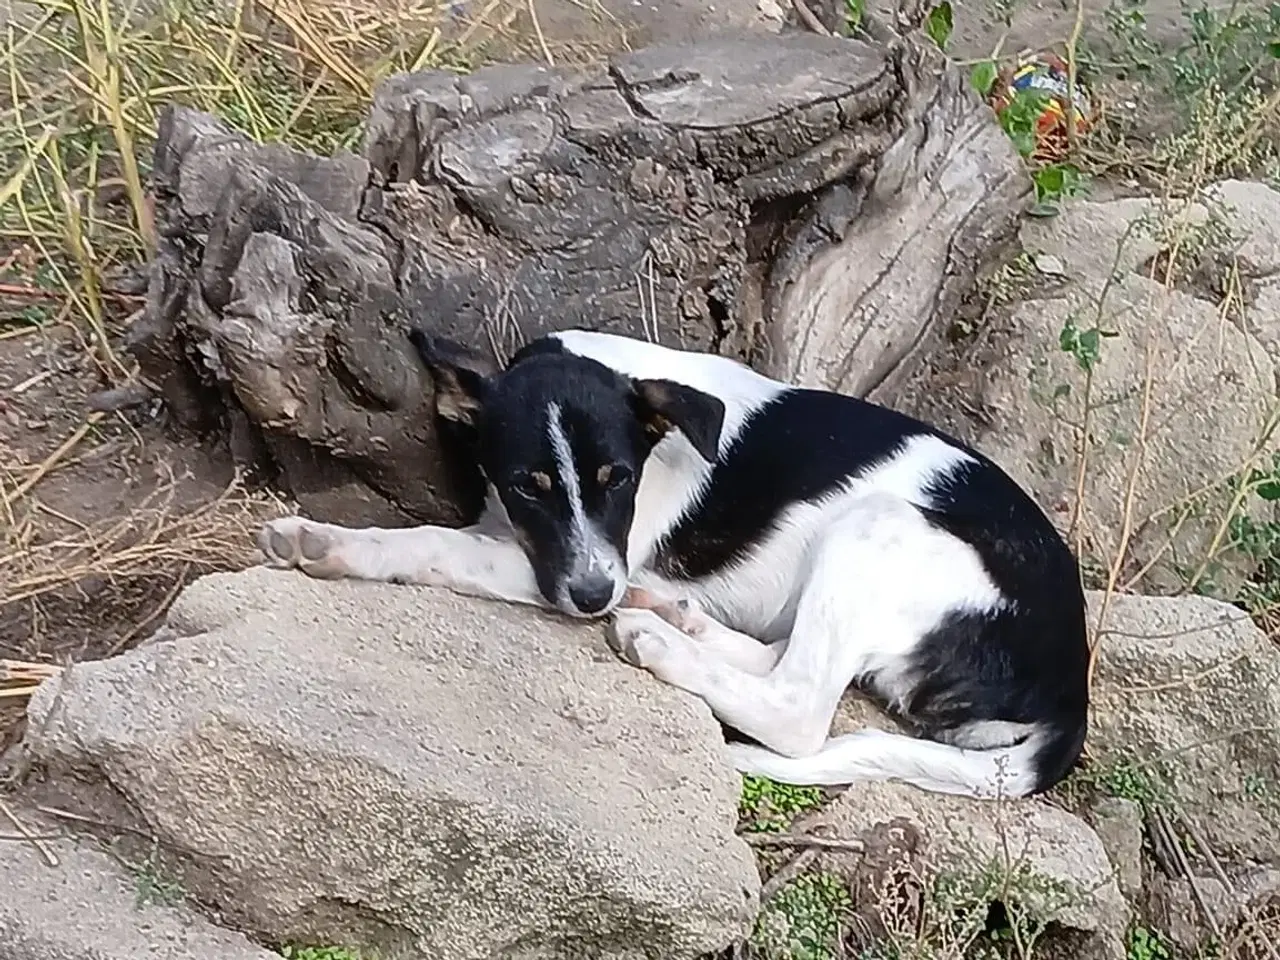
567 576 616 615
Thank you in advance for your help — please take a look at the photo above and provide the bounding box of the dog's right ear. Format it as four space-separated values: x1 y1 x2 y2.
408 328 496 427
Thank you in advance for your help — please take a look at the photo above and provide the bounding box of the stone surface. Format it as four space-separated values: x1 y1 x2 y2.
1211 180 1280 371
1087 797 1145 901
0 807 278 960
1087 590 1280 866
21 566 760 960
903 194 1277 596
808 782 1129 957
1148 866 1280 955
1203 178 1280 277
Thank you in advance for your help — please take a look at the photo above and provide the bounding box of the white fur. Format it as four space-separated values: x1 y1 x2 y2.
258 330 1042 799
546 400 628 612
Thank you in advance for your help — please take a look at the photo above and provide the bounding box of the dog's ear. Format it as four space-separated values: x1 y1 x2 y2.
630 378 726 463
408 328 496 426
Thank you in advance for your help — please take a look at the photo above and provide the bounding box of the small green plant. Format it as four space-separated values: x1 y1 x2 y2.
1127 925 1172 960
924 2 954 51
843 0 866 34
751 870 853 960
132 846 184 908
1058 317 1118 374
279 946 367 960
1097 0 1280 180
1058 755 1172 812
739 774 826 832
1031 163 1087 216
1224 455 1280 615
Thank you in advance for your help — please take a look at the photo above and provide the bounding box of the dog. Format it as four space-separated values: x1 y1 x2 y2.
257 328 1089 799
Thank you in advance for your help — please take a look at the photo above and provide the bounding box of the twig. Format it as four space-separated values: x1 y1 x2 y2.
0 798 59 866
1175 811 1280 960
1087 340 1155 689
526 0 553 65
7 412 104 503
1063 0 1086 158
33 804 225 860
790 0 832 36
1153 808 1223 942
742 832 866 853
761 847 820 901
0 831 64 841
108 562 190 655
0 281 141 304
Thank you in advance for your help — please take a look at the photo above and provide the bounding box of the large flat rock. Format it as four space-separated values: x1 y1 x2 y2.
21 566 759 959
0 807 278 960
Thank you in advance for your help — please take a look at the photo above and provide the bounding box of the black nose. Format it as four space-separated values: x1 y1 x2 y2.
568 577 615 615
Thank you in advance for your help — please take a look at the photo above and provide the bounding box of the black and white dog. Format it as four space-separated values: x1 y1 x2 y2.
258 329 1089 799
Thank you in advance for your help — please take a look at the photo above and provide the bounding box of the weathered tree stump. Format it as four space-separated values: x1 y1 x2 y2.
129 27 1030 527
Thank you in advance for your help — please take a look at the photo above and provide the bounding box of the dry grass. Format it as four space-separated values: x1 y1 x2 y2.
0 0 628 706
2 469 285 612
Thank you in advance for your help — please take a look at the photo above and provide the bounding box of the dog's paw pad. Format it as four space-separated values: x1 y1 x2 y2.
257 518 346 579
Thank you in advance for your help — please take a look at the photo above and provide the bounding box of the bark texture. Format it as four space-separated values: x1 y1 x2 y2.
129 29 1030 526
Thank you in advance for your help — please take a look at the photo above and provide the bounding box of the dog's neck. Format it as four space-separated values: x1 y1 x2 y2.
624 428 717 575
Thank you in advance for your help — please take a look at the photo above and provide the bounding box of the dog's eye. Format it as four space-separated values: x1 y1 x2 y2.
513 471 552 500
598 464 633 489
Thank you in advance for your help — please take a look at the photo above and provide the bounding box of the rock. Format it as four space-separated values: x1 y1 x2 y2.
1211 181 1280 371
1245 275 1280 363
1202 179 1280 277
1088 590 1280 866
903 194 1276 596
20 566 759 960
1034 252 1066 277
1148 866 1280 955
1088 797 1145 901
0 807 278 960
805 781 1129 958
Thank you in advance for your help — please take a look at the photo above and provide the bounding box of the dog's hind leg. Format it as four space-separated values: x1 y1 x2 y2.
257 516 544 607
621 587 785 676
608 492 1030 800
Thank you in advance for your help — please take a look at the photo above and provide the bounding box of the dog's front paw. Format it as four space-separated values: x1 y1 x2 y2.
620 588 708 637
257 517 351 580
607 608 675 670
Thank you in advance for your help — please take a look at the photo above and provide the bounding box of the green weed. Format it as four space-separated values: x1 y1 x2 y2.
279 946 367 960
751 871 853 960
1126 925 1172 960
739 774 827 833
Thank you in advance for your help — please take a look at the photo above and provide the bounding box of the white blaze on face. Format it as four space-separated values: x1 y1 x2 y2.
546 401 626 611
547 401 589 553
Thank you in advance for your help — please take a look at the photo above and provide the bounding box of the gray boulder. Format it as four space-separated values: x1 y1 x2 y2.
1088 590 1280 865
0 805 279 960
902 193 1277 598
807 780 1129 960
20 566 759 959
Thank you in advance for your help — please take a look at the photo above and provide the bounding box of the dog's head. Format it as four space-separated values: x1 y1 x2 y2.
410 329 725 618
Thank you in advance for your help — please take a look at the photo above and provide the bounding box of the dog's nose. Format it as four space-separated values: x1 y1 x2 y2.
568 576 615 615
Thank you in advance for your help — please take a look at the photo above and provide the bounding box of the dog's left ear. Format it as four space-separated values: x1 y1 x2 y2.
408 328 497 426
630 378 726 463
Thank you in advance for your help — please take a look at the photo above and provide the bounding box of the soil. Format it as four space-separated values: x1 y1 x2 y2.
0 265 247 753
0 0 1215 749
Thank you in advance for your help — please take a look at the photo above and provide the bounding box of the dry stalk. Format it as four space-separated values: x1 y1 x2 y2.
1 472 286 610
1087 339 1155 689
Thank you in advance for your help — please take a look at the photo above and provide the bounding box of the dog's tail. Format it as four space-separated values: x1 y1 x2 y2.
727 721 1084 799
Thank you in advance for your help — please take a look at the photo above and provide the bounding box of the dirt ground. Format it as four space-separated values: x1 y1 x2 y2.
0 0 1262 747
